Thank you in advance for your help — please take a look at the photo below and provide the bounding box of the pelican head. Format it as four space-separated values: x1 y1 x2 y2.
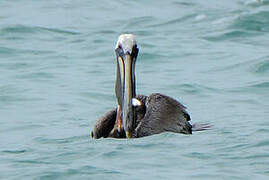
115 34 139 138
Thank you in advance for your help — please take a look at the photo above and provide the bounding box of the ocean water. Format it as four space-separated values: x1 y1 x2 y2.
1 0 269 179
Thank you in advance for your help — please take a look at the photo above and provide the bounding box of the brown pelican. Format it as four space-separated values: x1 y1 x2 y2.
91 34 209 139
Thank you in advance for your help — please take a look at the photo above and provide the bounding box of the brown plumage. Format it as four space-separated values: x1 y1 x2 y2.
91 34 210 139
91 93 193 139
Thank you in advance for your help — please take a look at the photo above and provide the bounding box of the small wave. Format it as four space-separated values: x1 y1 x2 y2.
102 150 121 158
18 72 55 80
186 152 212 160
0 47 19 57
38 165 122 180
208 56 269 77
14 160 53 165
0 95 42 106
205 10 269 42
252 58 269 74
249 81 269 88
243 0 269 7
139 52 166 62
232 11 269 33
126 16 155 28
0 25 80 36
34 135 87 145
1 149 27 154
148 14 196 28
252 140 269 147
231 81 269 94
77 165 122 174
1 25 38 34
204 30 252 42
173 83 221 95
0 46 54 58
172 2 196 7
40 27 80 35
94 30 117 35
194 14 207 21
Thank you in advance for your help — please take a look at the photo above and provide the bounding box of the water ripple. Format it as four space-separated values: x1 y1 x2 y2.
0 25 80 35
248 81 269 89
148 14 197 28
34 135 88 145
172 83 221 95
126 16 155 27
228 81 269 94
0 46 54 57
37 165 121 180
1 150 27 154
252 58 269 74
232 11 269 33
253 140 269 147
205 10 269 42
204 30 253 42
207 56 269 76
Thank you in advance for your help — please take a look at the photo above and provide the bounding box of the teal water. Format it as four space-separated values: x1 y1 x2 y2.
1 0 269 179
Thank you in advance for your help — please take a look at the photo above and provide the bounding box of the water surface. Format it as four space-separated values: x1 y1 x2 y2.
1 0 269 179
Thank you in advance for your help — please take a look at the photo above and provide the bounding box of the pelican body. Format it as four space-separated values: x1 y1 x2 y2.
91 34 208 139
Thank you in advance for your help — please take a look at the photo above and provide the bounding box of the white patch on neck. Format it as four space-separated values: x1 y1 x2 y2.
132 98 142 107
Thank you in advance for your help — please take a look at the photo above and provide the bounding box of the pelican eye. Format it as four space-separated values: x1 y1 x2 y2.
115 45 124 57
131 45 139 58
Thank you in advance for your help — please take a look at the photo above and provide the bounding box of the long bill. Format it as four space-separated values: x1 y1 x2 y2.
115 53 136 138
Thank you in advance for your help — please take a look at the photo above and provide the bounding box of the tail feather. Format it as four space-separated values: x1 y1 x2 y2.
192 123 211 131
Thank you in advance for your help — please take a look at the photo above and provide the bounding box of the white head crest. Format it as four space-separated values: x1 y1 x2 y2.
116 34 137 54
